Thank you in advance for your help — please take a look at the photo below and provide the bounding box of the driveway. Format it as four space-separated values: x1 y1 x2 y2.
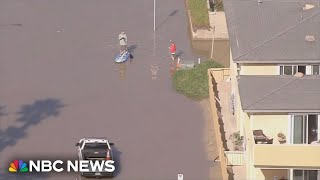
0 0 218 179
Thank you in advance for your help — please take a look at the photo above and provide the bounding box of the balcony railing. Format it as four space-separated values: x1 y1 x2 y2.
225 151 245 166
254 144 320 168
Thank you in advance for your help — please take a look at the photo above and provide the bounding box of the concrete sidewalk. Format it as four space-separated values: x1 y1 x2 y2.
192 11 229 40
216 80 247 180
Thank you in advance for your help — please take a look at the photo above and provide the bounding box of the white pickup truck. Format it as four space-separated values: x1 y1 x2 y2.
75 138 115 178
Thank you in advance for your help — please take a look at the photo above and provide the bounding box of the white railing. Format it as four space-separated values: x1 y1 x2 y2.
225 151 244 166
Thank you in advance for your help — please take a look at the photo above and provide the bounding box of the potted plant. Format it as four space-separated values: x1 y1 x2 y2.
229 131 244 151
277 132 286 144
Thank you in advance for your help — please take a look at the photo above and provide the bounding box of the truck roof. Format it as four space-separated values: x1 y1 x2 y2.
81 138 109 144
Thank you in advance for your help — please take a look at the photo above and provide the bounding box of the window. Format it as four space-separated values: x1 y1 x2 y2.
279 65 306 75
312 65 320 75
83 143 109 149
292 170 319 180
298 66 306 74
280 65 297 75
291 115 319 144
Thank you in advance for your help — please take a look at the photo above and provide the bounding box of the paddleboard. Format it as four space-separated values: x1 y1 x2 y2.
115 51 130 63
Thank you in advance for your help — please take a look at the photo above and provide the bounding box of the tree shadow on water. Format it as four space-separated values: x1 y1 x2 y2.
0 98 65 152
155 9 179 30
0 106 8 117
16 98 65 125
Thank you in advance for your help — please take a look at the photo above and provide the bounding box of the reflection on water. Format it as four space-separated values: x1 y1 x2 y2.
169 61 178 77
118 63 127 79
192 40 230 67
150 64 159 80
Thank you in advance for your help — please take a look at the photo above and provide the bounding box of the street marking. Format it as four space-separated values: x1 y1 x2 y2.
178 173 183 180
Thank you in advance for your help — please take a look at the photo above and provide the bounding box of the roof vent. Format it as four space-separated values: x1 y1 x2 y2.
305 35 316 42
294 72 304 77
303 4 315 11
258 0 262 5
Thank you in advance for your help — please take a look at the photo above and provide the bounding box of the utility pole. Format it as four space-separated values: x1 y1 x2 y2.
210 26 215 60
154 0 156 31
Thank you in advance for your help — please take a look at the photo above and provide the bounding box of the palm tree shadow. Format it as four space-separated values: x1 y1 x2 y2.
155 10 179 30
0 106 8 117
0 98 65 152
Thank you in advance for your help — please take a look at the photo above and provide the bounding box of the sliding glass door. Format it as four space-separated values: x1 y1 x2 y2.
292 115 305 144
292 170 320 180
291 115 319 144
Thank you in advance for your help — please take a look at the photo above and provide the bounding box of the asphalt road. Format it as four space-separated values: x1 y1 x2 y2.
0 0 213 179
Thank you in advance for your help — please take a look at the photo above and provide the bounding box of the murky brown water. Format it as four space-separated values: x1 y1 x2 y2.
118 63 127 79
191 40 230 67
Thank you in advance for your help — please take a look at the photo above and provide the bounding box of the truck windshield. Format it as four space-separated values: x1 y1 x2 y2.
83 143 109 149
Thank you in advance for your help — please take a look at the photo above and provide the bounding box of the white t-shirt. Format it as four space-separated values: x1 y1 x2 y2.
119 33 127 45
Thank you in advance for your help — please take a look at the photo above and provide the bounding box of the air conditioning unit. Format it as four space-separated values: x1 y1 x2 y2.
179 61 195 69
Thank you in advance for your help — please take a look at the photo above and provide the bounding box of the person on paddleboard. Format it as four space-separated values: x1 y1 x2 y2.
119 31 128 54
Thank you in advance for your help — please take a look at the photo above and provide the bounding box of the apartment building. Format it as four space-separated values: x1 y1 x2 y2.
224 0 320 179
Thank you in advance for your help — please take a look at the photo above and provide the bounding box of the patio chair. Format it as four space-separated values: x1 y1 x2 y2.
253 130 273 144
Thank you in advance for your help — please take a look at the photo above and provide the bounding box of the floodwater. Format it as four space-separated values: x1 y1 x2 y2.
192 40 230 67
0 0 219 179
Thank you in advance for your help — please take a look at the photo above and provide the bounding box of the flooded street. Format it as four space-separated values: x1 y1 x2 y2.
0 0 220 179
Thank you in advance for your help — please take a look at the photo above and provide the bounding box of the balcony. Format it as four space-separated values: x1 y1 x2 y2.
254 144 320 168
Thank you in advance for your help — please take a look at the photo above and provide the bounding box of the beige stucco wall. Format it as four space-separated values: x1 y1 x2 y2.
254 144 320 167
255 169 288 180
240 64 278 75
229 49 243 133
230 49 238 93
252 114 289 143
228 50 254 178
245 114 289 179
242 111 255 179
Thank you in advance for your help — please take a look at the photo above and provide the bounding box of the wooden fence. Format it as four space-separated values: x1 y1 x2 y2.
208 69 229 180
209 68 230 83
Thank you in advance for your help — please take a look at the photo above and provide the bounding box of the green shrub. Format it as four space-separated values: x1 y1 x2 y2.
187 0 211 31
173 61 223 100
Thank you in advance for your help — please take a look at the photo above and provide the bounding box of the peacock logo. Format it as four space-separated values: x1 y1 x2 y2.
9 160 28 172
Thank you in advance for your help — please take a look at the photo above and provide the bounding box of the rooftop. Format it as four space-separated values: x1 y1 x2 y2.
224 0 320 63
238 75 320 112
